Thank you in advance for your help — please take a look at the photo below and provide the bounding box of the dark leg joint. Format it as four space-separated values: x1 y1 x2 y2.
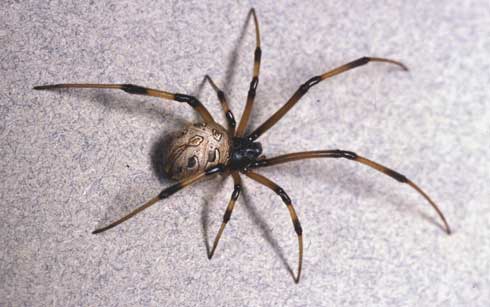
121 84 149 95
254 47 262 63
385 169 408 183
276 187 291 204
159 183 181 199
327 150 358 159
223 207 232 223
231 184 241 200
339 150 358 160
349 57 370 68
226 111 236 127
250 77 259 90
174 93 199 107
293 219 303 235
205 164 225 176
248 77 259 96
299 76 322 93
217 90 225 101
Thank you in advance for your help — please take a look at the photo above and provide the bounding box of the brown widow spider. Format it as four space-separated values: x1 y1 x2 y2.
34 8 450 283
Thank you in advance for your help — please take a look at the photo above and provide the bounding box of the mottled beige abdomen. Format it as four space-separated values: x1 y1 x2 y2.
164 122 231 180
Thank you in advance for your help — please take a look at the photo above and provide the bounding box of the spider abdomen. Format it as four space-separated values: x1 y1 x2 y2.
164 122 231 180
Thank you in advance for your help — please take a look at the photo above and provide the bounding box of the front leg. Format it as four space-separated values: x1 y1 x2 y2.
34 83 215 123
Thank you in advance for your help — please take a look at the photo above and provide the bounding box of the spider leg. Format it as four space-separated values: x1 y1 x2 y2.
247 57 408 141
236 8 262 137
251 150 451 234
208 172 242 259
92 164 226 234
243 170 303 283
205 75 236 134
34 83 215 123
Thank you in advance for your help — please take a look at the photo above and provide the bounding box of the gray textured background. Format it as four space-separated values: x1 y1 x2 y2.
1 1 489 306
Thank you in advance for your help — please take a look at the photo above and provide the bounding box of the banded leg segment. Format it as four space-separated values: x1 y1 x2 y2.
248 57 408 141
208 172 242 259
205 75 236 134
34 83 215 123
236 8 262 137
252 150 451 234
92 164 226 234
243 170 303 283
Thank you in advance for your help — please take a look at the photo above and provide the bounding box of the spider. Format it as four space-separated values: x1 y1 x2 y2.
34 8 450 283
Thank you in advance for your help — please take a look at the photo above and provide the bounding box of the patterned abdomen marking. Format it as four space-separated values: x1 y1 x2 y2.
165 122 231 180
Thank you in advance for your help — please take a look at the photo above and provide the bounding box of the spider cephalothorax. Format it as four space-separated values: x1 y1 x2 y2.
34 8 450 283
229 137 263 171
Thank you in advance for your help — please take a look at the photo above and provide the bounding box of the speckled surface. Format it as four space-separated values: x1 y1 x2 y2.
1 1 489 306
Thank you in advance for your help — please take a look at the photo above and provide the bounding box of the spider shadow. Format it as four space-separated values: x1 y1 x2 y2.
240 184 296 280
149 130 180 184
148 78 210 183
200 174 229 257
89 90 192 184
338 169 447 234
86 81 211 230
198 175 294 280
52 88 192 124
415 208 450 234
204 7 256 128
221 9 254 97
294 161 449 234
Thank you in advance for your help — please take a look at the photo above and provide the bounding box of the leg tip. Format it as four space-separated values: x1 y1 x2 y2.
207 245 217 259
446 226 452 235
400 63 410 71
33 84 59 90
249 8 257 20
